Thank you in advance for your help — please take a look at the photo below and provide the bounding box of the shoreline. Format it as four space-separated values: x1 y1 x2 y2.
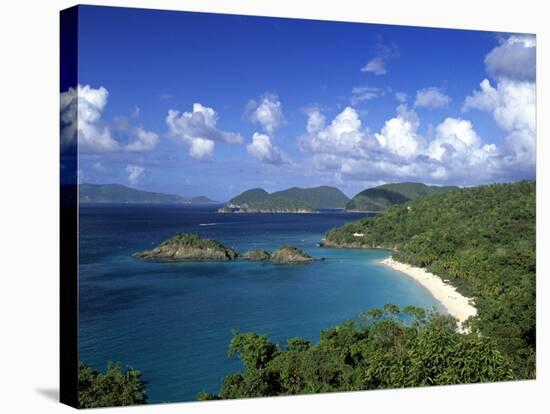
379 257 477 331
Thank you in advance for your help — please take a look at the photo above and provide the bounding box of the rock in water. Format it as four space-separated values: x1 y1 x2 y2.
132 233 239 261
243 249 272 261
270 246 313 264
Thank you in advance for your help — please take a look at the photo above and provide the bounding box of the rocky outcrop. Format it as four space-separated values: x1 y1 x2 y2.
133 233 317 265
243 249 272 261
132 233 239 262
270 246 314 264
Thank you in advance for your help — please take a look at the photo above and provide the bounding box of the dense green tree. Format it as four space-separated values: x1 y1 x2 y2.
78 361 147 408
199 306 513 400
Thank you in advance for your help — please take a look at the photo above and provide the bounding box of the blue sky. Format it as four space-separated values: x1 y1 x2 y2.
61 5 536 200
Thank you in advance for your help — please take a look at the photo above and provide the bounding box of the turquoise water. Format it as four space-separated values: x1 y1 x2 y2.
78 205 441 403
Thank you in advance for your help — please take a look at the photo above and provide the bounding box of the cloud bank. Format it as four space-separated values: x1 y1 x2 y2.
484 35 536 82
464 34 536 172
297 34 535 186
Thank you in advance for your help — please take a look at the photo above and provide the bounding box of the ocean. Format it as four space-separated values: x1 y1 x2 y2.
78 204 441 403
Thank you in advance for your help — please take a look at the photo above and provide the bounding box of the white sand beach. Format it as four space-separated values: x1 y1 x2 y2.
380 257 477 331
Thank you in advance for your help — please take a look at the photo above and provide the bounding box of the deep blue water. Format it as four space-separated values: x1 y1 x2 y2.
78 205 441 404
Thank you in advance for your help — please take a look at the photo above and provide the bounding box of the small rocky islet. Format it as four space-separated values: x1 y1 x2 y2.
132 233 316 264
242 248 271 261
270 246 314 263
132 233 239 261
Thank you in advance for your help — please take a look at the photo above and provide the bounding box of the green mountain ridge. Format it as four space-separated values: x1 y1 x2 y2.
220 186 350 212
228 188 270 206
76 184 218 204
346 182 458 211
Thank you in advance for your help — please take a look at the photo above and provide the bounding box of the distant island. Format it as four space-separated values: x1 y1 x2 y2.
346 182 458 212
132 233 315 264
218 186 349 213
76 183 218 204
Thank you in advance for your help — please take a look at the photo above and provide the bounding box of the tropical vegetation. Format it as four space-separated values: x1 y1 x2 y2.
78 361 147 408
198 305 513 400
326 181 536 378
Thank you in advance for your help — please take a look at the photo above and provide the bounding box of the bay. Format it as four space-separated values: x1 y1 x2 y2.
78 205 441 403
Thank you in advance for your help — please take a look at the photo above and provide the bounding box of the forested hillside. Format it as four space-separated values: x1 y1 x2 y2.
271 186 350 209
220 186 350 212
325 181 536 378
346 182 457 211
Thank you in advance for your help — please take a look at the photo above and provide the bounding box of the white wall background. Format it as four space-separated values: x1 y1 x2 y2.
0 0 547 412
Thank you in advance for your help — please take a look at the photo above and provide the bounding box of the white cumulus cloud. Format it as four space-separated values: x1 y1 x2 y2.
166 103 242 160
426 118 498 181
60 84 159 153
360 40 399 76
428 118 481 160
60 84 118 152
464 78 535 165
375 105 424 158
305 107 326 135
189 138 215 160
464 34 536 169
350 86 384 105
361 57 386 75
247 132 286 165
126 127 159 152
414 87 451 109
484 35 536 82
245 94 286 134
126 164 145 186
298 104 513 185
299 106 370 158
298 35 535 186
